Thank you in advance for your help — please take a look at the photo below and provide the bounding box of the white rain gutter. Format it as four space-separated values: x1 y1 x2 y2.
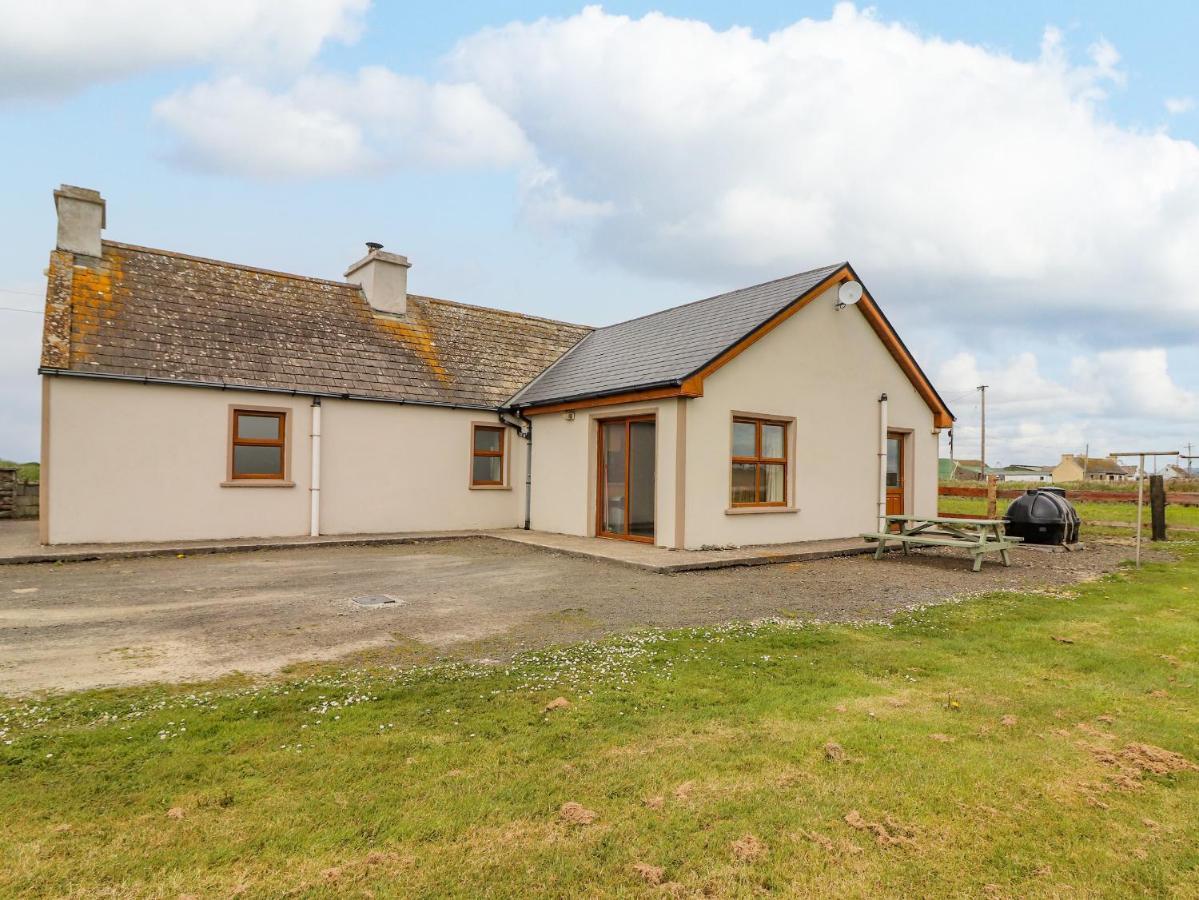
309 398 322 537
878 393 888 532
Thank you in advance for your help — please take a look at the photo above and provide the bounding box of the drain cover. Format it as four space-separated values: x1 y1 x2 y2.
351 594 400 609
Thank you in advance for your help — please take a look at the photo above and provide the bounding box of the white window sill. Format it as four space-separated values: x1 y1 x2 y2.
469 484 512 491
221 480 295 488
725 506 799 516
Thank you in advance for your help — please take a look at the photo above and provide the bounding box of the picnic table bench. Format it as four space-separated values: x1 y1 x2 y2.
861 515 1023 572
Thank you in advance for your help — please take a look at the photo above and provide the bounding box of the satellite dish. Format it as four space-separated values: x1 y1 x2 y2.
836 281 863 308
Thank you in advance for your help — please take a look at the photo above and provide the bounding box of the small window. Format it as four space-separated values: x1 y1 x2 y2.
231 410 286 479
731 417 788 506
471 424 505 486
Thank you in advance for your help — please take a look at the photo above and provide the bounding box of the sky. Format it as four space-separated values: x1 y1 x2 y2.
1 1 1197 468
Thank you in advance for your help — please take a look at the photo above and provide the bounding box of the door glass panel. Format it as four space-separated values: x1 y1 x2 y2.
474 427 502 452
472 456 502 484
886 437 901 488
760 463 785 503
762 424 785 459
628 421 656 538
237 414 280 440
731 463 757 504
233 444 282 476
732 421 756 457
602 422 627 534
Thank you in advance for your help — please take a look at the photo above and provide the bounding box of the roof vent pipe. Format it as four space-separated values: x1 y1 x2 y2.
345 244 411 315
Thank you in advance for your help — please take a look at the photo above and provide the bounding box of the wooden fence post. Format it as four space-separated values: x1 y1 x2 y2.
1149 475 1167 541
986 475 998 519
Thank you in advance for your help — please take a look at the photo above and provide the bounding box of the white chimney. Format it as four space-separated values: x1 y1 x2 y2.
345 242 411 315
54 185 106 258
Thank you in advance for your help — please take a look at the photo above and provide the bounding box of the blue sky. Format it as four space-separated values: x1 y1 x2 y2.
2 1 1197 466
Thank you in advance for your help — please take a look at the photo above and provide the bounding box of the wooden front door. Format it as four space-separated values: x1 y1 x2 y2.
597 416 656 542
886 431 905 517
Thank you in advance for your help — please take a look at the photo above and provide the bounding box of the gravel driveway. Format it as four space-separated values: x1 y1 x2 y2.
0 536 1149 694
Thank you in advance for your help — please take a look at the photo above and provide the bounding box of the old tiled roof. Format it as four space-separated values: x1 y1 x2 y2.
507 264 846 407
40 241 591 408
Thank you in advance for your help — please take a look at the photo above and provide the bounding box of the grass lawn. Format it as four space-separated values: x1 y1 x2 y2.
3 544 1198 898
940 495 1199 528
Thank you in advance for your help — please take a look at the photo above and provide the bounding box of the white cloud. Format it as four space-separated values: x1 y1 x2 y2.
936 348 1199 464
1165 96 1195 115
142 4 1199 345
0 0 367 99
154 69 532 177
436 4 1199 341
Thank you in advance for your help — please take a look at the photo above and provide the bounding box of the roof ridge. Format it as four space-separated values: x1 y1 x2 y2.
412 294 592 330
592 262 846 332
102 240 361 291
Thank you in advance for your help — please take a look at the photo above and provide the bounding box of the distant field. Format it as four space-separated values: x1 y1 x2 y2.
0 460 38 484
939 496 1199 528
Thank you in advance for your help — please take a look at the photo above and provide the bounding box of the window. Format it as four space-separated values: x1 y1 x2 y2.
731 417 787 506
471 424 505 486
231 410 286 480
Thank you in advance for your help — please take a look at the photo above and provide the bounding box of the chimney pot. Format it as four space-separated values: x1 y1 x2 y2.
345 244 411 315
53 184 106 258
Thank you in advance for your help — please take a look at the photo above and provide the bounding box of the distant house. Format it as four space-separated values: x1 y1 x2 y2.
37 185 954 547
939 458 984 481
988 465 1053 483
1160 464 1196 481
1052 454 1131 483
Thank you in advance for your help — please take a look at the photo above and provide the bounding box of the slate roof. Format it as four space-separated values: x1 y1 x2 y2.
507 264 846 408
40 241 591 408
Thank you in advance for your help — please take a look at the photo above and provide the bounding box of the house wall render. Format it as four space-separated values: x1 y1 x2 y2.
42 377 525 544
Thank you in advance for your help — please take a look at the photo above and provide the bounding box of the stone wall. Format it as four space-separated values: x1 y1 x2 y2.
15 482 39 518
0 469 39 519
0 468 13 518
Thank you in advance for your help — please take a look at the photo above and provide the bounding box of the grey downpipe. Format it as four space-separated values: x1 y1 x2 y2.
523 414 532 530
498 410 533 530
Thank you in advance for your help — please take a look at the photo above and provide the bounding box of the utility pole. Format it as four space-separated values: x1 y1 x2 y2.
949 427 955 461
978 385 988 474
1082 442 1089 484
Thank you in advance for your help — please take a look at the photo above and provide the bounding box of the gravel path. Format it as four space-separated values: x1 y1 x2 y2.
0 536 1156 694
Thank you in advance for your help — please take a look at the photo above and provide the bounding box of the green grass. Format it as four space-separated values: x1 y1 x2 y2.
0 459 39 483
940 495 1199 528
3 545 1199 897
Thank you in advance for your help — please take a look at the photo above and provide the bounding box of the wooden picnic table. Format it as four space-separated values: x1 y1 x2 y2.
862 514 1023 572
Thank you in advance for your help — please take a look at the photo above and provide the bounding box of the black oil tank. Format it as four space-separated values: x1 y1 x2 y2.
1004 487 1081 545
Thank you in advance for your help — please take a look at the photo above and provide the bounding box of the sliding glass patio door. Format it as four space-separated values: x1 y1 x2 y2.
597 416 656 542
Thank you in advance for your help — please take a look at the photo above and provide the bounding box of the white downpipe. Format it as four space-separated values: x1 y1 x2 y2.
878 393 888 532
309 400 321 537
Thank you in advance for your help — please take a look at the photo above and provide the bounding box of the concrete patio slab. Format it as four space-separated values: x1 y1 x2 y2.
485 528 885 573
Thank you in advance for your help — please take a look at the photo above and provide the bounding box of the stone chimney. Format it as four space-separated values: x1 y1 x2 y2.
54 185 106 258
345 242 411 315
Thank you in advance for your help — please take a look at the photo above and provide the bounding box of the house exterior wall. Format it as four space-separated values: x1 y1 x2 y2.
529 399 680 546
682 284 938 549
42 376 524 544
318 399 524 535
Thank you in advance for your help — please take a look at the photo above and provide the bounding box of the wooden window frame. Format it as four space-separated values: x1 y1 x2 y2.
730 416 789 508
470 423 507 488
228 408 288 482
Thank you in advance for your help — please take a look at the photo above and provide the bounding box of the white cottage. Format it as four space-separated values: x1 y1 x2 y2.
38 186 954 547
